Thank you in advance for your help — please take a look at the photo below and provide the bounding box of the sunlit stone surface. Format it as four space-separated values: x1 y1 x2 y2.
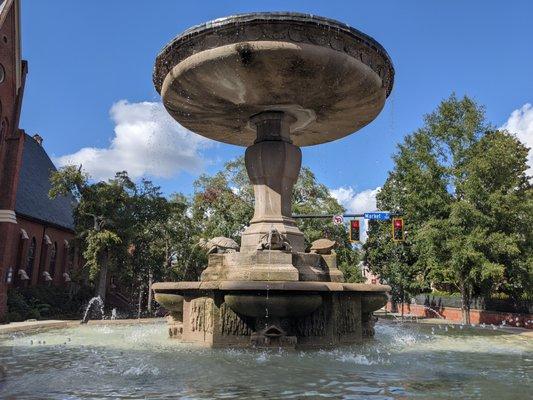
152 12 395 347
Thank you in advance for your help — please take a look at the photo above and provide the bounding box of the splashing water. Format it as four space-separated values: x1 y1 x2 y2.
1 320 531 399
81 296 104 324
421 304 445 319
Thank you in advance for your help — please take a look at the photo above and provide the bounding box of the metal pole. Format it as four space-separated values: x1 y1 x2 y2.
292 212 402 219
292 213 365 219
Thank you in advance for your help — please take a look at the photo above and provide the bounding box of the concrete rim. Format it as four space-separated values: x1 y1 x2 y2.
151 281 391 293
153 11 394 96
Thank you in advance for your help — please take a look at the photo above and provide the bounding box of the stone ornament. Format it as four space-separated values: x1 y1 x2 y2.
257 227 292 252
199 237 240 254
17 269 29 280
310 238 338 255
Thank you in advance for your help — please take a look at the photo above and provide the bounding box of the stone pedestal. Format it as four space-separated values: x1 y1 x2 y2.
201 250 299 282
201 251 345 283
240 112 305 253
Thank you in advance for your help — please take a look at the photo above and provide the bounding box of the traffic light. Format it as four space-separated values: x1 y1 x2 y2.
349 219 360 242
392 218 404 241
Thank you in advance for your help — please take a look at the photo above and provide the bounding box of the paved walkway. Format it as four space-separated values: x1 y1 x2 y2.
0 320 72 334
376 311 533 337
0 318 165 334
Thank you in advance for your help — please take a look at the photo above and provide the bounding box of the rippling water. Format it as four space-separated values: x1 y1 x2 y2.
0 321 531 399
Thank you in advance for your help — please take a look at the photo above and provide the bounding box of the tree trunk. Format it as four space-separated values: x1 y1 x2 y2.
137 281 143 319
164 243 170 280
147 269 153 315
460 283 471 325
96 251 108 304
400 290 405 319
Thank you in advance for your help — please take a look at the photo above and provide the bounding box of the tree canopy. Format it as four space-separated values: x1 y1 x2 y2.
49 157 364 313
364 94 532 322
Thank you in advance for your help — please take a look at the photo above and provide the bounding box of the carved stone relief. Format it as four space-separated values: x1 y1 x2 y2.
219 302 252 336
189 298 214 333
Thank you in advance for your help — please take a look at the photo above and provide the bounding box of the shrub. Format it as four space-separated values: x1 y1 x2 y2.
7 286 93 322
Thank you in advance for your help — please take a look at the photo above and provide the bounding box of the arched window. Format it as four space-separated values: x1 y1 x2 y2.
14 230 28 283
68 244 75 271
49 242 58 277
26 237 36 279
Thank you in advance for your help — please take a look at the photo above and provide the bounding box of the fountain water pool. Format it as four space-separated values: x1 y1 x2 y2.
1 321 531 399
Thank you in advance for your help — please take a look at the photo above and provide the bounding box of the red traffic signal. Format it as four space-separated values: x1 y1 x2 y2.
392 218 405 241
349 219 360 242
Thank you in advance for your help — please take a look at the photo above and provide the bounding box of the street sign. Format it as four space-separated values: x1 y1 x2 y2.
364 212 391 221
332 215 344 225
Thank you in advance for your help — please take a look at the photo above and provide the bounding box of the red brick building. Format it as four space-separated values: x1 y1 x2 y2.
0 0 79 321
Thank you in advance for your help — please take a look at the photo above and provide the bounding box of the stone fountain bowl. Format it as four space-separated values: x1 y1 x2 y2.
153 293 183 313
152 281 390 318
153 12 394 147
224 293 322 318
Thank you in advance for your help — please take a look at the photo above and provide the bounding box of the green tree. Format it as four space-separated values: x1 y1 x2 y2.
365 94 532 323
49 167 133 303
365 221 423 314
125 179 170 315
148 193 201 282
416 130 532 322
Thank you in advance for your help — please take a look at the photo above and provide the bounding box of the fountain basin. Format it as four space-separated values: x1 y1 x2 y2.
152 281 390 348
224 294 322 318
153 293 183 312
154 12 394 147
2 321 531 399
360 292 389 313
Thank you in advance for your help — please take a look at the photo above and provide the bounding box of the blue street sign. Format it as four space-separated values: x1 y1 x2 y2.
364 212 391 221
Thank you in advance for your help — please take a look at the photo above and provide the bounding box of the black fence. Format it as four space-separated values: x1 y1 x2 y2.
414 294 533 314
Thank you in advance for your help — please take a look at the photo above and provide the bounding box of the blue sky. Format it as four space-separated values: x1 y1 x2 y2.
19 0 533 212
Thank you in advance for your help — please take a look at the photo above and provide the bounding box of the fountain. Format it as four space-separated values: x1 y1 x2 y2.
80 296 105 324
151 12 394 348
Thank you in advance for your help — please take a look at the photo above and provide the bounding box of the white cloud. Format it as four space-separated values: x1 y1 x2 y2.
501 103 533 176
330 186 380 214
55 100 213 180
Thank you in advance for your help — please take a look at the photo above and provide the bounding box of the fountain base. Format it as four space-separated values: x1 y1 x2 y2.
152 281 388 348
200 250 344 283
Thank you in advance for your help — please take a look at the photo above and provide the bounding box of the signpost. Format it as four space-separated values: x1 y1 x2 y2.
332 215 344 225
292 211 404 243
363 212 391 221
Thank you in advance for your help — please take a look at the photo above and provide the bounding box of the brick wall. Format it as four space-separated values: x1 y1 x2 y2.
12 217 77 287
386 302 533 329
0 0 24 322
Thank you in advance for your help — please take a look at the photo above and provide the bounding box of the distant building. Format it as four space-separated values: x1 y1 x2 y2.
0 0 79 321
